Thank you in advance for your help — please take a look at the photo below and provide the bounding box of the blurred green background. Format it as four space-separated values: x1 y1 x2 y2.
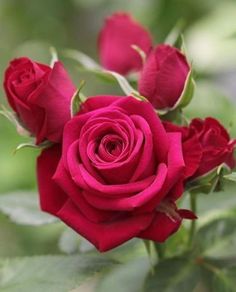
0 0 236 259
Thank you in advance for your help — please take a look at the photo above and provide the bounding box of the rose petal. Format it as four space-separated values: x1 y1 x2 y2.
53 159 114 223
37 145 67 215
138 211 181 242
83 163 167 211
58 199 154 251
98 12 152 75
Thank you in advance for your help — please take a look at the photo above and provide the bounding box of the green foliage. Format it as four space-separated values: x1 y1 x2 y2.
196 209 236 258
70 80 86 117
65 49 141 97
0 192 57 225
0 255 116 292
144 258 202 292
97 258 149 292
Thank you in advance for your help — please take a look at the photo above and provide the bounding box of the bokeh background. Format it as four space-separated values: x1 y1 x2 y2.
0 0 236 260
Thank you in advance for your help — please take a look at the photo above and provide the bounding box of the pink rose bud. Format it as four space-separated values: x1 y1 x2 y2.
138 44 190 110
4 57 76 144
98 12 152 75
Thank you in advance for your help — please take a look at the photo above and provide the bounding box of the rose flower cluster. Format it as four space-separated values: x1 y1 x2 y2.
3 12 236 251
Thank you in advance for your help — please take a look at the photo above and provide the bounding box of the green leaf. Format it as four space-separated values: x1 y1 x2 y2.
79 236 95 253
196 209 236 258
58 227 94 254
211 266 236 292
97 257 149 292
164 19 185 46
224 172 236 182
0 105 30 137
64 49 101 70
105 71 137 96
13 140 53 154
0 192 57 225
105 239 147 264
70 80 86 117
144 257 201 292
200 259 236 292
64 48 142 98
58 227 79 254
0 255 116 292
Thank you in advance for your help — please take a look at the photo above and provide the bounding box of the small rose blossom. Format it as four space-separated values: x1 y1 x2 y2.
4 57 76 144
37 95 195 252
164 118 236 179
138 44 190 110
98 12 152 75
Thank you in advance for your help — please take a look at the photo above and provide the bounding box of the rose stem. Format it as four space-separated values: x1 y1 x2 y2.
154 242 165 260
187 192 197 248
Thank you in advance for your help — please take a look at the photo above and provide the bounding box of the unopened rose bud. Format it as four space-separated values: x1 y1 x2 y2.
139 44 191 110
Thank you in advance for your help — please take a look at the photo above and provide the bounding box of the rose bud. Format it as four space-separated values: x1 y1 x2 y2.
4 57 76 144
98 12 152 75
138 44 192 110
37 95 195 252
164 118 236 179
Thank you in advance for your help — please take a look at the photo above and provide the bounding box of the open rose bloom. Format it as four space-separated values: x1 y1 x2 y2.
2 11 236 289
37 96 196 251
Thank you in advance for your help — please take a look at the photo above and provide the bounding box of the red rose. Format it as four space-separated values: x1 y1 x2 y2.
164 118 236 179
98 12 152 75
138 44 190 110
4 57 76 144
37 96 195 252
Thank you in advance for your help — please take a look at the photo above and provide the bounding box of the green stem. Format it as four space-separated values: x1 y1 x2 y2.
154 243 165 260
188 193 197 248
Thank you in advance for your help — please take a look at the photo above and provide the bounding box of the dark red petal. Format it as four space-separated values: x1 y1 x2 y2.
58 199 153 252
138 211 181 242
37 144 67 215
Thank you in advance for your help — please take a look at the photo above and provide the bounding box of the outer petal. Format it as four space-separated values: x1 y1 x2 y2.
98 12 152 75
37 145 67 215
57 199 154 252
53 159 114 223
182 136 202 178
163 121 203 178
138 211 181 242
139 132 185 212
153 49 189 109
31 61 76 143
79 95 121 114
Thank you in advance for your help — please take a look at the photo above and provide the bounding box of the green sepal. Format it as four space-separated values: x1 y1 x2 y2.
186 164 231 194
49 46 58 67
131 44 146 64
70 80 86 117
13 140 53 154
